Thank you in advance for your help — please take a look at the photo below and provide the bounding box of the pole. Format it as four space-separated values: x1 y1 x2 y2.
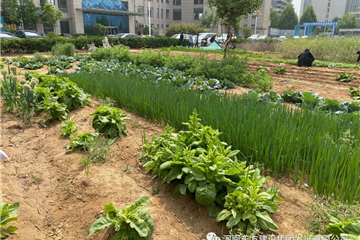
148 1 151 36
255 16 258 35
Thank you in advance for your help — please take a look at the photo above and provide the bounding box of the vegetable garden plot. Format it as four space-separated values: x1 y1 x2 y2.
68 71 360 203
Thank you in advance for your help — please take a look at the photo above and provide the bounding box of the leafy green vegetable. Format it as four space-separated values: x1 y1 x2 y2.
88 197 154 240
65 132 98 152
326 215 360 240
90 105 130 140
274 66 286 74
1 202 20 239
60 119 79 139
336 72 357 82
349 87 360 100
141 111 281 235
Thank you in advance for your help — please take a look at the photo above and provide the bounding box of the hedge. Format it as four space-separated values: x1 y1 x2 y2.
0 36 186 53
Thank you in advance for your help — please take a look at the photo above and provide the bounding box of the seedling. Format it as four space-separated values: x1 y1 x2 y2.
123 165 132 173
152 186 160 195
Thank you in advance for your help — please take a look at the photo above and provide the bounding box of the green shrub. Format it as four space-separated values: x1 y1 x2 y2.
33 52 47 63
94 23 106 36
51 43 75 56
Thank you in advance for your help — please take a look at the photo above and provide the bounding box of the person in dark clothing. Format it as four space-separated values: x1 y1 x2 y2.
179 32 184 46
210 35 216 43
298 49 315 67
355 50 360 65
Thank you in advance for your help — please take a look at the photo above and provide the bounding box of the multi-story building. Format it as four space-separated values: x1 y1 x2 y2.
299 0 347 22
21 0 271 36
239 0 272 35
346 0 360 24
271 0 292 13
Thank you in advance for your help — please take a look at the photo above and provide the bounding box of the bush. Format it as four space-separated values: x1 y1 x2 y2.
51 43 75 56
0 37 181 53
165 23 205 37
33 52 47 63
94 23 106 36
143 26 154 35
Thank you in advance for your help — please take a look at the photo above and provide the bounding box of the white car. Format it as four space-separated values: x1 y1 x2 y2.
112 33 140 38
278 36 287 42
217 34 237 43
170 34 190 39
198 33 218 46
257 35 269 40
248 35 259 41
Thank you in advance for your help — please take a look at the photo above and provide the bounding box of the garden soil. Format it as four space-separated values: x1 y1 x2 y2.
1 99 313 240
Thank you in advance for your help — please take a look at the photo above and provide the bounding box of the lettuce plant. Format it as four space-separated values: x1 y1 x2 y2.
336 72 357 82
60 119 79 139
65 132 98 152
89 197 154 240
90 105 130 140
1 202 20 239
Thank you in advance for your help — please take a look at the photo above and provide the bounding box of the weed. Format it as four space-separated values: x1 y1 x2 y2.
79 157 90 177
31 175 42 183
33 52 46 63
51 43 75 57
63 188 70 193
131 122 138 129
87 135 112 163
274 66 286 74
291 81 297 89
99 97 116 107
123 165 132 173
152 186 160 195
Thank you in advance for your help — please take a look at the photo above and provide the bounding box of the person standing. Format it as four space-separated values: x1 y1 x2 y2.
298 49 315 67
355 50 360 65
194 34 199 48
188 34 193 47
179 32 184 46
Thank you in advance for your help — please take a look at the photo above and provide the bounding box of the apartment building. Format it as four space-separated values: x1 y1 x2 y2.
346 0 360 24
271 0 292 13
239 0 272 35
299 0 348 22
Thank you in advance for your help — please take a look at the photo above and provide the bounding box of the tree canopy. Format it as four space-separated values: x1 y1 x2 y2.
270 8 280 28
207 0 263 30
278 3 298 29
42 3 63 29
338 13 359 29
1 0 19 24
200 11 219 30
18 1 39 29
299 5 317 24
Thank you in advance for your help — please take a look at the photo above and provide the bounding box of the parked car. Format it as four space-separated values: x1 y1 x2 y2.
15 30 44 38
198 33 217 46
278 36 287 42
170 34 190 39
61 33 72 38
112 33 140 38
217 33 237 43
0 32 19 39
257 35 269 40
293 36 300 39
247 35 259 41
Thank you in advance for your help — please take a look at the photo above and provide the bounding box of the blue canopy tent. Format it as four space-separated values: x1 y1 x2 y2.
294 22 339 37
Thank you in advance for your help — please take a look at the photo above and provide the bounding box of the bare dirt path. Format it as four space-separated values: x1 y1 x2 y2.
1 98 313 239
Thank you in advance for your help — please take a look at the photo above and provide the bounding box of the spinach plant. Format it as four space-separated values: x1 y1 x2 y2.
90 105 130 140
60 119 79 139
1 202 20 239
89 197 154 240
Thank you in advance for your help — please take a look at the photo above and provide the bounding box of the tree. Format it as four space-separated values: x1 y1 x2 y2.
207 0 264 57
270 8 280 28
1 0 19 25
18 1 39 29
299 5 317 24
207 0 263 31
96 16 109 26
338 13 359 29
42 3 63 31
332 17 341 23
94 23 106 36
143 26 154 35
200 11 219 31
241 26 253 38
278 3 298 29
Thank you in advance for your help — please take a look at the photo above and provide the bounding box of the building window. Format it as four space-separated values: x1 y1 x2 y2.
58 0 68 12
157 8 159 18
173 0 181 6
193 8 203 20
161 0 163 2
194 0 203 4
82 0 128 12
166 0 169 3
166 24 169 27
161 24 163 28
138 6 144 13
148 7 153 17
166 9 169 19
157 24 159 28
161 9 163 18
173 9 181 20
